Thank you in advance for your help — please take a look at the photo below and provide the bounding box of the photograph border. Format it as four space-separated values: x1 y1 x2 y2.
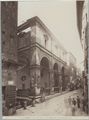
0 0 89 120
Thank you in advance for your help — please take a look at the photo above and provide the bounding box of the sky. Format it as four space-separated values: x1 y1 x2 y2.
18 0 84 69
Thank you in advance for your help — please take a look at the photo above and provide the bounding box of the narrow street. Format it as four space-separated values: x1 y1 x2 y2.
14 90 87 116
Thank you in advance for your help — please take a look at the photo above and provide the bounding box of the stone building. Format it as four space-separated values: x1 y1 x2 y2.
1 2 77 97
1 1 18 110
17 16 68 95
66 52 77 82
76 0 88 114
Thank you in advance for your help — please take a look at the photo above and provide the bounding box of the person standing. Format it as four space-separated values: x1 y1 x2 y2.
68 96 72 105
72 98 76 106
81 96 85 112
76 96 80 108
32 97 35 107
71 104 76 116
3 100 8 115
40 87 45 102
71 98 76 116
23 101 27 109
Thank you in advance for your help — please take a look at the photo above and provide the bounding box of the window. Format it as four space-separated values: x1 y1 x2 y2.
18 32 25 38
44 34 48 48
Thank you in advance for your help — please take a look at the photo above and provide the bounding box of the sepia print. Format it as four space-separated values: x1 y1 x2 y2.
1 0 89 118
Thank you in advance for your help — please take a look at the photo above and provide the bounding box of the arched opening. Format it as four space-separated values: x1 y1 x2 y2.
53 63 59 92
40 57 50 89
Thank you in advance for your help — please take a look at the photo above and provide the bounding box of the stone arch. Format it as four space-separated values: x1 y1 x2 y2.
40 57 50 89
53 63 58 71
40 52 51 67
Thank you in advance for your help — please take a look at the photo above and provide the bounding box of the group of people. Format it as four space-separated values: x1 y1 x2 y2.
68 95 85 116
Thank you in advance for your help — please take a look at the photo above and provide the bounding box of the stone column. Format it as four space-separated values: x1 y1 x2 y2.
49 70 54 94
59 75 62 92
30 65 41 96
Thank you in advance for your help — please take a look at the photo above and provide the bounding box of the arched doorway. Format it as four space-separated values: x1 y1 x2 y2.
40 57 50 89
53 63 59 92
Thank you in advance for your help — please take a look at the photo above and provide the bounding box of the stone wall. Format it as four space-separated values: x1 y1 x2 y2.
1 2 18 87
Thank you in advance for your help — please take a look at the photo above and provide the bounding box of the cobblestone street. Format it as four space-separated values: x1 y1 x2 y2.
14 90 87 116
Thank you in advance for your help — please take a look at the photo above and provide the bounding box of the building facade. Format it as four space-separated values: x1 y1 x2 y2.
76 0 88 114
17 16 69 95
66 52 77 82
1 1 80 115
1 3 77 97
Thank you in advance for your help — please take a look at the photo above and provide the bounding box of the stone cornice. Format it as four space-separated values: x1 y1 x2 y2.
18 42 66 65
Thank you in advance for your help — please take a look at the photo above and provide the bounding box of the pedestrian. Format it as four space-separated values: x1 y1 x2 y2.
76 96 80 108
71 98 76 116
40 87 45 102
31 95 36 107
68 96 72 105
81 96 85 112
3 101 8 116
71 104 76 116
72 98 76 106
23 101 27 109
